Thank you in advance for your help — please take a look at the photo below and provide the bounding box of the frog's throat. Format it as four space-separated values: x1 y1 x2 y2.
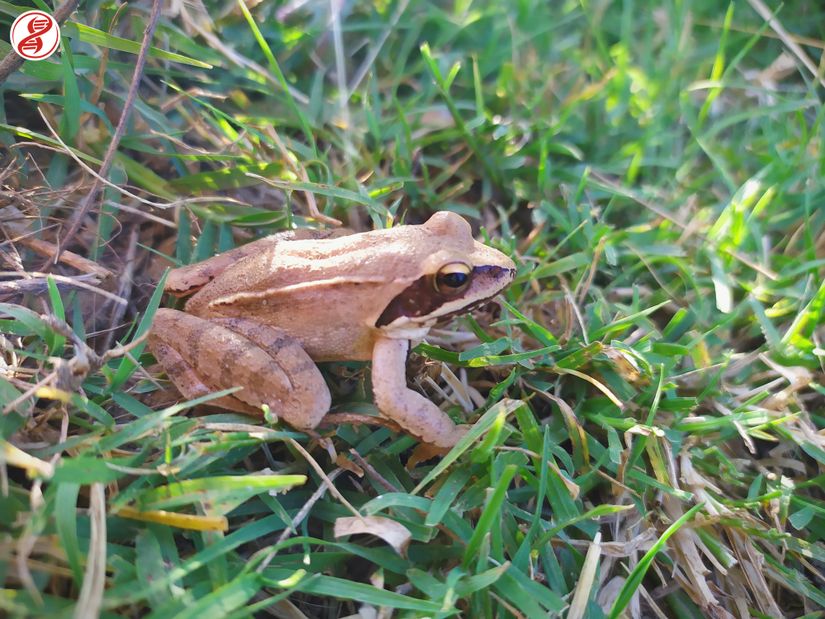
375 265 514 328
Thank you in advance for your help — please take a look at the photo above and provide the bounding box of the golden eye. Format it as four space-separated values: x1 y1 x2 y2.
434 262 471 295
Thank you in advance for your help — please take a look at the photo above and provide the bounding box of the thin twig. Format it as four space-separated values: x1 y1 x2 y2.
0 272 125 305
348 449 400 493
2 371 56 416
101 226 138 351
41 314 149 365
747 0 825 89
0 273 100 301
255 468 343 573
561 282 589 345
15 520 42 605
74 483 106 619
347 0 410 95
0 314 149 415
288 438 362 518
330 0 351 149
90 2 128 106
17 130 251 212
56 0 163 261
11 234 112 280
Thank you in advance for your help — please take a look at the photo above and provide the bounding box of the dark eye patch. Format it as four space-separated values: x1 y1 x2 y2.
376 265 512 327
376 274 443 327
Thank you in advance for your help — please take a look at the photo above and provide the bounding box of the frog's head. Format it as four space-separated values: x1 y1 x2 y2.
376 211 516 331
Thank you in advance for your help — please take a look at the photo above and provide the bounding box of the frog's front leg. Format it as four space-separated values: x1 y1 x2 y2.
149 309 330 430
371 337 470 449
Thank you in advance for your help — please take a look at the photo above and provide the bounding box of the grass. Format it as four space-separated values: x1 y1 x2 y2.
1 0 824 617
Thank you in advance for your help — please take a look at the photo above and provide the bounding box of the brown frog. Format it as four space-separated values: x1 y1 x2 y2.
148 212 515 448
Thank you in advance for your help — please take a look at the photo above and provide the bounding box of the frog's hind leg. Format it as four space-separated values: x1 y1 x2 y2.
148 309 330 430
148 337 262 416
210 315 331 430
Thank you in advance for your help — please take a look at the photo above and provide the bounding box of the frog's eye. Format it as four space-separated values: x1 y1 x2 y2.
434 262 471 295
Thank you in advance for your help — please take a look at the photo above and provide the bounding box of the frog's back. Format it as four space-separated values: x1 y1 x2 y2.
181 228 425 361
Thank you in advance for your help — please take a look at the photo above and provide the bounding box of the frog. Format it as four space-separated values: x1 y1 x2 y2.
148 211 516 448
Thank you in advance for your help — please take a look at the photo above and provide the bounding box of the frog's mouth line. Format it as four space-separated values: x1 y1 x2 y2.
375 265 515 328
433 295 502 323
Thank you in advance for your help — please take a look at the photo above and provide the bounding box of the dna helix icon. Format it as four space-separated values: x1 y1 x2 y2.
18 15 54 54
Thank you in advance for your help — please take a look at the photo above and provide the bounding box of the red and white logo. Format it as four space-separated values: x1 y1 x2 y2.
10 10 60 61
